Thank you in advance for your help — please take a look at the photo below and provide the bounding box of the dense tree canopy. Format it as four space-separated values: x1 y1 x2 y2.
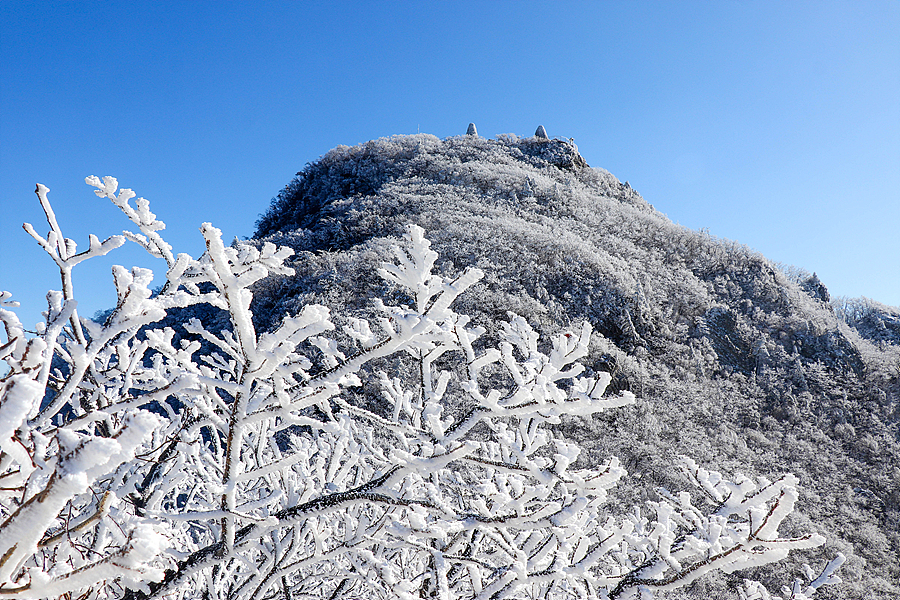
2 131 897 599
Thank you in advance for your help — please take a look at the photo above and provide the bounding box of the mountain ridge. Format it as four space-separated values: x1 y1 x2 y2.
244 131 899 598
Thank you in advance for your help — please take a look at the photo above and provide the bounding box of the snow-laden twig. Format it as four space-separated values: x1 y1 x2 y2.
0 179 839 600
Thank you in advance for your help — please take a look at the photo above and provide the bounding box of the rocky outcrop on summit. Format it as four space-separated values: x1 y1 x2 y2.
248 132 899 599
254 134 594 242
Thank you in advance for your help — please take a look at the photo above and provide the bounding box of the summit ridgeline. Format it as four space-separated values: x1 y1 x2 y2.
246 130 899 599
7 129 898 599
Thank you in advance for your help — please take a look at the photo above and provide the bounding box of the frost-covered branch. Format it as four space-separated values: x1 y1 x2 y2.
1 179 838 600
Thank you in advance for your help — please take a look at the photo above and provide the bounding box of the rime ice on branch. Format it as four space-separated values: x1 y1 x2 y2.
0 178 841 600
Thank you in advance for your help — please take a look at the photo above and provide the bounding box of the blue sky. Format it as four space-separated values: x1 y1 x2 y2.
2 1 898 331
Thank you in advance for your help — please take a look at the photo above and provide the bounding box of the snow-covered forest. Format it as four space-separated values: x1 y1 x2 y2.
2 130 898 599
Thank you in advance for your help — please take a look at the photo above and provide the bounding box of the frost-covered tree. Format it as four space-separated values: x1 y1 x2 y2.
245 132 897 597
0 178 843 600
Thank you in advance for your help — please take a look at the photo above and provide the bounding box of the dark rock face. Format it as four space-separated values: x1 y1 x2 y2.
704 307 756 376
801 272 831 303
242 133 899 599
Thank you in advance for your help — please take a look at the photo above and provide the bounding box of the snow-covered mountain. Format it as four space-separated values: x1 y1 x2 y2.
247 131 899 598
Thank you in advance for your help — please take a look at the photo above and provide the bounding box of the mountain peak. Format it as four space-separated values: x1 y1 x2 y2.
245 130 899 599
254 132 597 241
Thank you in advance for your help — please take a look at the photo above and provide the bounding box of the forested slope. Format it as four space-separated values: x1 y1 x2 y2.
248 131 900 599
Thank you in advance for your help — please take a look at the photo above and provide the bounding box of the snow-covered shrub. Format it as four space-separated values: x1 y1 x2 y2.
0 178 842 599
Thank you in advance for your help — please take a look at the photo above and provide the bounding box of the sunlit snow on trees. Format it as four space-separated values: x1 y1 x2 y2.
0 178 843 599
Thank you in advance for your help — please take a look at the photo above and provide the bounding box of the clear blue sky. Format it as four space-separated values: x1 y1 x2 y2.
2 1 898 331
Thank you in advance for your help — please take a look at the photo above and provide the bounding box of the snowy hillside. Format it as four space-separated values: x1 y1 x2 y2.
247 131 900 598
4 131 897 600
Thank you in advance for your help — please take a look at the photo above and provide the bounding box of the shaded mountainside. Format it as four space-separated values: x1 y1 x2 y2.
243 132 898 598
